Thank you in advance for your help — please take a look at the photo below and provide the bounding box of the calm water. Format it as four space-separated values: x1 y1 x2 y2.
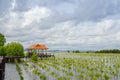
4 63 20 80
4 63 39 80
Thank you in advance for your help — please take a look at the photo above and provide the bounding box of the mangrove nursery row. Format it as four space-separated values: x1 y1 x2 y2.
14 53 120 80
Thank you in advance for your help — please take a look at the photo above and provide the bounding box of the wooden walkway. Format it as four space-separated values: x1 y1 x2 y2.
0 57 5 80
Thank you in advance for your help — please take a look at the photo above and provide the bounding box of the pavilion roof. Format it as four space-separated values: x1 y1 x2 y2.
26 44 48 50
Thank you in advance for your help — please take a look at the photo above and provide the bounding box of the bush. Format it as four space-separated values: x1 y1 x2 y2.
40 75 47 80
24 52 29 57
31 51 38 61
15 60 24 80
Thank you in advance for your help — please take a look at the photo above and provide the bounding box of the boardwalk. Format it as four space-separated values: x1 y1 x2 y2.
0 57 5 80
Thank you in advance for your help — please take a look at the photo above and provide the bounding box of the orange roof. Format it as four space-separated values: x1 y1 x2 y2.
27 44 48 50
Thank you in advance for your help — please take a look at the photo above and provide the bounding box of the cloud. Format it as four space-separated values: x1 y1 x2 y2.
1 5 51 36
22 6 51 27
116 32 120 41
10 0 16 10
0 0 120 50
43 18 120 50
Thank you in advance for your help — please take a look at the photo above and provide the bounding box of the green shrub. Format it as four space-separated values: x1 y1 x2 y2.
40 75 47 80
31 52 38 62
15 60 24 80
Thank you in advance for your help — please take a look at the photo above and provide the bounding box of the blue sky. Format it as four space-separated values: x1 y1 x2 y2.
0 0 120 50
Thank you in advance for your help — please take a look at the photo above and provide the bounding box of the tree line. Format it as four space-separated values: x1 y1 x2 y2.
0 33 24 56
68 49 120 54
95 49 120 53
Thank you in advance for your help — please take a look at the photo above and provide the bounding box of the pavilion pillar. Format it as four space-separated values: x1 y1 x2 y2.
42 50 44 54
38 50 40 55
41 50 42 54
37 49 38 53
44 50 46 54
45 49 47 55
44 50 47 54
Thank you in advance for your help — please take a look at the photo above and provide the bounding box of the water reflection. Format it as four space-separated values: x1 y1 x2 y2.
5 63 20 80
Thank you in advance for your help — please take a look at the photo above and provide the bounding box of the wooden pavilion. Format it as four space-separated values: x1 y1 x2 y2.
26 44 48 56
26 44 54 58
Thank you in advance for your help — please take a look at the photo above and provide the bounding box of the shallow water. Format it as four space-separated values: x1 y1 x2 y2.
22 65 40 80
4 63 20 80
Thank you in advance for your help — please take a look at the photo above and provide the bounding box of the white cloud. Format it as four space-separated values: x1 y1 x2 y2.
10 0 16 10
2 6 51 36
1 0 120 50
116 32 120 41
43 18 120 49
22 6 51 27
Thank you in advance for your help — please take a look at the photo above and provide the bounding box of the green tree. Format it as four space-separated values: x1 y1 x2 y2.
0 46 6 56
0 33 6 46
95 49 120 53
5 42 24 56
67 50 70 53
73 50 80 53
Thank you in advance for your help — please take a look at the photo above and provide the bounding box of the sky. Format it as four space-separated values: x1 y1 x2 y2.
0 0 120 50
